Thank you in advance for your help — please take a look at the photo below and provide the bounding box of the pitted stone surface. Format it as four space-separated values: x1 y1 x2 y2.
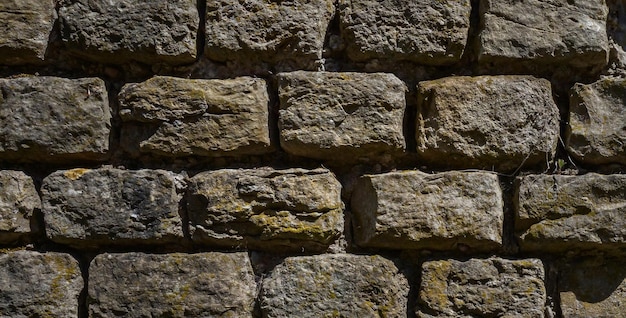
0 171 40 243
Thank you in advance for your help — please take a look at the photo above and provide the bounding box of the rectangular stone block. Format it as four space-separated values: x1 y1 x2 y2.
0 251 82 317
417 76 559 172
339 0 471 65
278 71 406 162
42 168 184 248
119 76 272 158
516 173 626 252
0 76 111 162
59 0 198 65
187 168 343 251
418 258 546 317
89 252 256 317
352 170 503 251
0 0 56 65
0 171 40 244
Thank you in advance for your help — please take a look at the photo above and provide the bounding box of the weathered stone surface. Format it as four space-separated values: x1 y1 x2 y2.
417 76 559 172
261 254 409 317
59 0 198 65
418 258 546 317
119 76 272 158
339 0 471 65
42 168 184 248
187 168 343 251
0 251 82 317
89 252 256 317
567 78 626 165
352 170 503 251
0 171 40 243
278 71 406 161
478 0 609 69
0 0 56 65
516 173 626 252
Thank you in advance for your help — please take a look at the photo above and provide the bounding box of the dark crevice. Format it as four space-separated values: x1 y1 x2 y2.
500 176 520 256
196 0 207 61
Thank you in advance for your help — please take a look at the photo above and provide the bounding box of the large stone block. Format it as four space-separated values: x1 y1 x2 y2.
0 251 82 317
42 168 184 248
59 0 198 65
0 171 40 243
260 254 409 317
89 252 256 317
516 173 626 252
278 71 406 161
416 76 559 172
0 76 111 162
119 76 272 158
567 78 626 165
187 168 343 251
0 0 56 65
352 170 503 251
339 0 471 65
418 258 546 317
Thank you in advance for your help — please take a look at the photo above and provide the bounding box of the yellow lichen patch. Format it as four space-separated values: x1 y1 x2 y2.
64 168 91 180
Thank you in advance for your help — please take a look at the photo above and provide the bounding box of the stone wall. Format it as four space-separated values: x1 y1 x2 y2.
0 0 625 317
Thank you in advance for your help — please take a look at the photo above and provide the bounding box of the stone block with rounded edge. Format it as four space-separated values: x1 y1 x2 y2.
89 252 256 318
0 171 40 243
59 0 198 65
119 76 272 158
416 76 559 172
0 250 82 317
567 78 626 165
187 168 343 251
278 71 406 162
0 76 111 162
42 168 184 248
339 0 471 65
260 254 409 317
352 170 503 251
418 258 546 317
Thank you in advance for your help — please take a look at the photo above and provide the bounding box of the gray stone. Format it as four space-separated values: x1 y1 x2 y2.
119 76 272 158
0 0 56 65
59 0 198 65
418 258 546 317
567 78 626 165
42 168 184 248
0 76 111 162
278 71 406 161
89 252 256 318
0 171 40 243
187 168 343 251
516 173 626 252
352 170 503 251
339 0 471 65
416 76 560 172
260 254 409 317
0 251 82 317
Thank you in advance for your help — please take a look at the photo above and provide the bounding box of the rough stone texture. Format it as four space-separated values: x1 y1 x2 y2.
567 78 626 165
119 76 272 158
0 251 82 317
478 0 609 70
260 254 409 317
339 0 471 65
416 76 560 172
205 0 334 70
352 170 503 251
0 0 56 65
0 171 40 244
0 76 111 162
59 0 198 65
418 258 546 317
278 71 406 161
516 173 626 252
42 168 184 248
187 168 343 251
89 252 256 318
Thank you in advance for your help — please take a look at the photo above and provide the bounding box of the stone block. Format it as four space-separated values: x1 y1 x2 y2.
416 76 559 172
0 171 40 243
352 170 503 251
